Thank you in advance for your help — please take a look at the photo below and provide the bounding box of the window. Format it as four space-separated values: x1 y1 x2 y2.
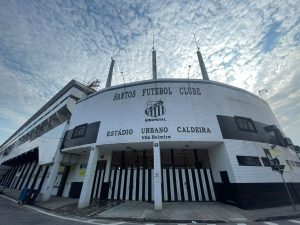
72 124 87 139
235 116 257 132
261 157 271 167
236 156 262 166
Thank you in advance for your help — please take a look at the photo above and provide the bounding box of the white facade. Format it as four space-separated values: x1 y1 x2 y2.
1 78 300 210
60 79 300 209
65 79 278 145
0 80 94 201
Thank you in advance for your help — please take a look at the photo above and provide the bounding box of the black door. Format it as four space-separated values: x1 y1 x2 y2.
57 166 71 197
220 171 235 203
69 182 83 198
100 182 110 200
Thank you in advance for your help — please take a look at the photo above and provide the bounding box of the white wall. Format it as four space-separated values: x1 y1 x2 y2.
208 143 236 183
68 80 279 146
62 150 111 198
39 165 52 194
62 155 87 197
63 80 299 186
0 84 89 155
224 140 300 183
0 122 68 165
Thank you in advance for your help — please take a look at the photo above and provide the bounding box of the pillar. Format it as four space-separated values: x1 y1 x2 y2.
105 58 115 88
197 50 209 80
152 50 157 80
41 151 63 202
78 145 100 208
153 141 162 210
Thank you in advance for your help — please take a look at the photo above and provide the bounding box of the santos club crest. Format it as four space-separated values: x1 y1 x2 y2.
145 100 166 117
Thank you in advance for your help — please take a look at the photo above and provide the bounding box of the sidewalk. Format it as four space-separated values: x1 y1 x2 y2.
3 188 300 223
94 201 300 223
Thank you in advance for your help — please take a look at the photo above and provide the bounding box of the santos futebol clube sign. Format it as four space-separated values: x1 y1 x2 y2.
107 86 212 140
142 100 170 140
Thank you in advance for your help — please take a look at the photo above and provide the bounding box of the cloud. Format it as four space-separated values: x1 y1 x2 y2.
0 0 299 145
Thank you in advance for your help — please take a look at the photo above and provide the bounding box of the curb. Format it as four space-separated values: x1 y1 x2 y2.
255 213 300 222
32 204 226 223
95 216 226 223
3 193 300 223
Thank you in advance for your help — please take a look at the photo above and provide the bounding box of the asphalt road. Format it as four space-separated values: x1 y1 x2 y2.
0 195 300 225
0 194 125 225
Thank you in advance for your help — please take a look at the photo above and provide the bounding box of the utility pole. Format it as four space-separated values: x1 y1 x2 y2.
273 157 297 212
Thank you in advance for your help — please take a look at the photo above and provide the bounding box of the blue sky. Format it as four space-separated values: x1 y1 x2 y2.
0 0 299 145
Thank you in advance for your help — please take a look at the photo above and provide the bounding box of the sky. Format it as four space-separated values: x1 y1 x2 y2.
0 0 299 145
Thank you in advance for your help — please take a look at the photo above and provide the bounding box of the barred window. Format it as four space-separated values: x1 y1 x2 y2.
261 157 271 167
72 124 87 139
235 116 257 132
237 156 262 166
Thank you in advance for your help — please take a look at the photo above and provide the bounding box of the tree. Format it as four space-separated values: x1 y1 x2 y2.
86 78 101 91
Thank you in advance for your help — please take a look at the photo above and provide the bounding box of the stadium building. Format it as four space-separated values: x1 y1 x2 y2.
1 48 300 210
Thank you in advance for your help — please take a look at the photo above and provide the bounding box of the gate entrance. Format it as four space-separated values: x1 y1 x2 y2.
161 168 215 201
161 149 215 201
106 149 215 202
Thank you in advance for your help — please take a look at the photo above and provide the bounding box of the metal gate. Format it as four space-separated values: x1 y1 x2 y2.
106 167 215 201
162 168 215 201
108 168 154 201
106 149 216 202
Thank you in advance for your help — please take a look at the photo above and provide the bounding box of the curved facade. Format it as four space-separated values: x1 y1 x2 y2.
60 79 300 209
1 78 300 210
63 79 279 146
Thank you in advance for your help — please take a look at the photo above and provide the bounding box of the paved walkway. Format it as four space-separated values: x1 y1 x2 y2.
96 201 246 223
3 188 300 223
95 201 300 223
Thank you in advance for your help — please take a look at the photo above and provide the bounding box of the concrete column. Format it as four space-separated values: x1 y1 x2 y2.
152 50 157 80
105 58 115 88
78 145 100 208
104 151 112 182
153 141 162 210
41 151 63 202
197 50 209 80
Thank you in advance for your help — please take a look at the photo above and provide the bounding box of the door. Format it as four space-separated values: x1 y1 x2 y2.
57 166 70 197
220 171 235 202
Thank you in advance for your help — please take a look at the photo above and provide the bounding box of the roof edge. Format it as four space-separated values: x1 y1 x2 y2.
0 80 94 149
